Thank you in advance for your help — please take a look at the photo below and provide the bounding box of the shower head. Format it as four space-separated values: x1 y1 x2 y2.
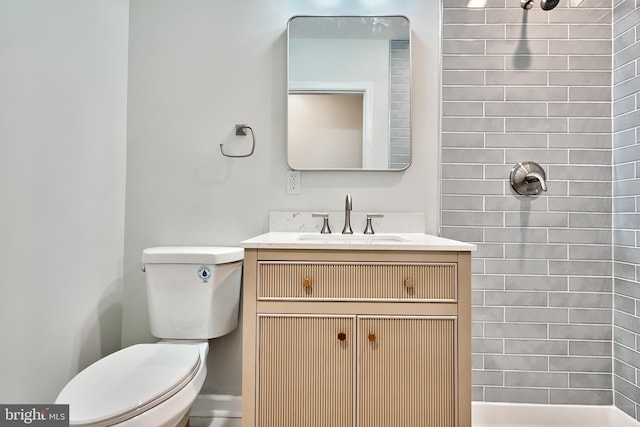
520 0 560 10
540 0 560 10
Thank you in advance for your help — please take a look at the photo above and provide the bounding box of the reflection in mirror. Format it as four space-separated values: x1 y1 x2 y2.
289 92 364 169
287 16 411 171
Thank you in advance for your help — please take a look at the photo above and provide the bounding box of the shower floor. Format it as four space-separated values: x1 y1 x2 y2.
472 402 640 427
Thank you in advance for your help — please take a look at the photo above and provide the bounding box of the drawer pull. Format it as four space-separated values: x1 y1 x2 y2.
302 277 312 288
337 332 346 341
404 277 414 289
367 332 376 343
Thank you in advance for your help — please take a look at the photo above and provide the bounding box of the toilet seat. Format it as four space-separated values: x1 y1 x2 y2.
57 343 201 426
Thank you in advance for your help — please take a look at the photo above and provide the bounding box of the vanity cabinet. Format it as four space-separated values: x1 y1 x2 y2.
241 248 471 427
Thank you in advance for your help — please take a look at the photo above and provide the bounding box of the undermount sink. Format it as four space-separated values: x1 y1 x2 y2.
296 233 410 243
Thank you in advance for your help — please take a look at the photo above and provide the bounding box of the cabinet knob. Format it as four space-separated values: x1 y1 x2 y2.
302 277 312 288
367 332 376 343
404 277 414 289
337 332 346 341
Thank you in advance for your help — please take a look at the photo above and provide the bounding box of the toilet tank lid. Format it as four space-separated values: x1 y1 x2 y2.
142 246 244 265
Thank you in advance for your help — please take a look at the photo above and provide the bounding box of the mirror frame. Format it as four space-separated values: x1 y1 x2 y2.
286 15 412 172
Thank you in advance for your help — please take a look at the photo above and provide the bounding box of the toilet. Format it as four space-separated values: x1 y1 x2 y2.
55 246 243 427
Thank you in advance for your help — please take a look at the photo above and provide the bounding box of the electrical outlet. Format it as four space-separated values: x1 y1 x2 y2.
286 171 301 194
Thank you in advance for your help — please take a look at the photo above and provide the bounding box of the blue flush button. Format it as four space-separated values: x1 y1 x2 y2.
198 266 211 283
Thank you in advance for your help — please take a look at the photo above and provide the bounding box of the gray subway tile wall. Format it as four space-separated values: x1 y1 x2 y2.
389 40 410 169
614 0 640 421
441 0 614 407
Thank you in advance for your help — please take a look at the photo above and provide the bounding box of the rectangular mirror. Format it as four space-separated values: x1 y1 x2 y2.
287 16 411 171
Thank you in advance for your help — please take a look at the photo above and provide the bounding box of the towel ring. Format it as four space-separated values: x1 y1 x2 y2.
220 124 255 158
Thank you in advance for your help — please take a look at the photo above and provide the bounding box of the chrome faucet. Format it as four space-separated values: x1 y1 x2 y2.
312 213 332 234
342 194 353 234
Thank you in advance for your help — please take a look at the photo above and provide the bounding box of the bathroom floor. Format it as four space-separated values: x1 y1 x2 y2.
189 417 242 427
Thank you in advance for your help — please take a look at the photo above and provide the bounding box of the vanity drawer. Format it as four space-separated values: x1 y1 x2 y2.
257 262 457 302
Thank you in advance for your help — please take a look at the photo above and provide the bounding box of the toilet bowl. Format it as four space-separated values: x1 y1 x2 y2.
55 247 243 426
56 342 207 427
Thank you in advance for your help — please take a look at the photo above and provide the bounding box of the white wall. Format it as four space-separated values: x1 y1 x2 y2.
124 0 440 395
0 0 129 402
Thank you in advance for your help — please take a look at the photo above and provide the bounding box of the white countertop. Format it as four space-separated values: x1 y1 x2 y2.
241 232 476 251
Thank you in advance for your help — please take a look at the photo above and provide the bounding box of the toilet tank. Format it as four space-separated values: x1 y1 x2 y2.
142 246 243 340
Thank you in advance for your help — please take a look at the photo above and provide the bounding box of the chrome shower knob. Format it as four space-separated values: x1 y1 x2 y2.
510 161 548 196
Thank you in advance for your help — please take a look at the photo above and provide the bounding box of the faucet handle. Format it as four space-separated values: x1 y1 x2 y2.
312 213 332 234
363 214 384 234
510 161 547 195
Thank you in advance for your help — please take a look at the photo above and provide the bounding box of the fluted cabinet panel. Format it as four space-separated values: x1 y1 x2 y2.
257 315 355 427
243 249 471 427
359 317 456 427
259 262 457 301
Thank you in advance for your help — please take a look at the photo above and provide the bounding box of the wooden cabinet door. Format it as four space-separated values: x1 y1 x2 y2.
257 315 355 427
358 317 457 427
